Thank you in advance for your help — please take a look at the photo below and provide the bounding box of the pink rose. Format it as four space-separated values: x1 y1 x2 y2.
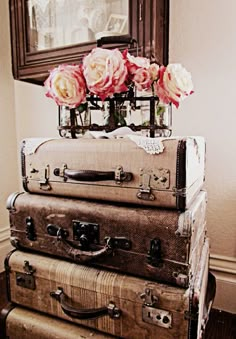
44 64 86 108
154 64 194 108
82 48 128 100
123 50 150 76
133 68 152 91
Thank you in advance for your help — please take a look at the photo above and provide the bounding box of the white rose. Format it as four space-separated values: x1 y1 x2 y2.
163 63 194 101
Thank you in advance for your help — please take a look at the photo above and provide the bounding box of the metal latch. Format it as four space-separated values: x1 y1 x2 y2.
16 260 36 290
137 173 155 201
39 165 51 191
25 216 37 241
140 288 172 328
137 168 170 201
147 238 162 267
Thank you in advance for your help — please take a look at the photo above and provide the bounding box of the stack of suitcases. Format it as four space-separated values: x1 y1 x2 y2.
0 135 216 339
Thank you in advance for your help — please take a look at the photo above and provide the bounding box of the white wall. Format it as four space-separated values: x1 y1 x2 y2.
0 0 235 312
170 0 236 312
0 0 18 270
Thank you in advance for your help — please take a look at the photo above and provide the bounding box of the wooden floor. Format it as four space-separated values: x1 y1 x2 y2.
205 309 236 339
0 271 235 338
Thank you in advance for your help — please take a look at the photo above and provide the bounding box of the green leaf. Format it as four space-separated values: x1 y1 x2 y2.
156 105 166 116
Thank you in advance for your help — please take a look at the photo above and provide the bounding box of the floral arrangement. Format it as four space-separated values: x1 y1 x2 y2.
44 47 194 111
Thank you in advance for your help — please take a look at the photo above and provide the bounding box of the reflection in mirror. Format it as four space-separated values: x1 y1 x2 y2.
27 0 129 51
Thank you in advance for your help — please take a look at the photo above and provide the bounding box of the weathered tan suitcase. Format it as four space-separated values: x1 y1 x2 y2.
5 239 215 339
21 136 205 210
7 190 207 288
0 304 114 338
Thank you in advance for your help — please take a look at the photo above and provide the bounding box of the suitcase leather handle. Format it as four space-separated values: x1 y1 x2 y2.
64 169 115 181
50 288 121 320
54 166 133 183
47 224 113 262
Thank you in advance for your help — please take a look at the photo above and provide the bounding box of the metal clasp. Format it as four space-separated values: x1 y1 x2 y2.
39 165 51 190
15 260 36 290
137 173 155 201
140 288 158 306
25 216 37 241
147 238 162 267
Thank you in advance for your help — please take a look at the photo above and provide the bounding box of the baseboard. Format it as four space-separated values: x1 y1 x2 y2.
0 228 12 272
210 254 236 314
0 227 10 242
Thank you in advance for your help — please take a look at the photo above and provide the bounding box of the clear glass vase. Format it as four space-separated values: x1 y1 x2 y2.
155 103 172 137
140 100 172 137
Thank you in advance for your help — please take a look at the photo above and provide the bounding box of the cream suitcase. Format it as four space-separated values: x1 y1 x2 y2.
21 136 205 210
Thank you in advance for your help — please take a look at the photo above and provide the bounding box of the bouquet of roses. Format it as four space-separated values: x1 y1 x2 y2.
44 47 194 110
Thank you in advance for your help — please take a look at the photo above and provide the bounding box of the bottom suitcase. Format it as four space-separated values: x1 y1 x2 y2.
5 239 215 339
0 304 114 338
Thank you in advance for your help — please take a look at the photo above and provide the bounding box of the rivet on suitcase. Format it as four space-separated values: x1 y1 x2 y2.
20 136 205 210
8 190 207 288
5 239 215 339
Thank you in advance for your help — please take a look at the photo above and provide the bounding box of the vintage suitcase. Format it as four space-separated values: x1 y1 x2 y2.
20 136 205 210
4 239 215 339
0 304 114 339
7 190 207 288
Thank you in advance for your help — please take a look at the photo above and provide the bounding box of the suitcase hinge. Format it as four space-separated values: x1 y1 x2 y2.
39 165 51 191
15 260 36 290
137 173 155 201
140 288 172 328
172 187 187 197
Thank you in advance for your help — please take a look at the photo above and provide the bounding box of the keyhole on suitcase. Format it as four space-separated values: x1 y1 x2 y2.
72 221 99 250
140 288 172 328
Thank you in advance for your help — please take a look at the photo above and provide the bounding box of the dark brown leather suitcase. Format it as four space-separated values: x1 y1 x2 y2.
7 190 207 288
4 239 215 339
21 136 205 210
0 304 114 338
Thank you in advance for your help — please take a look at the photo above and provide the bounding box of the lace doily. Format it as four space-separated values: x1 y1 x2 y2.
128 135 165 154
